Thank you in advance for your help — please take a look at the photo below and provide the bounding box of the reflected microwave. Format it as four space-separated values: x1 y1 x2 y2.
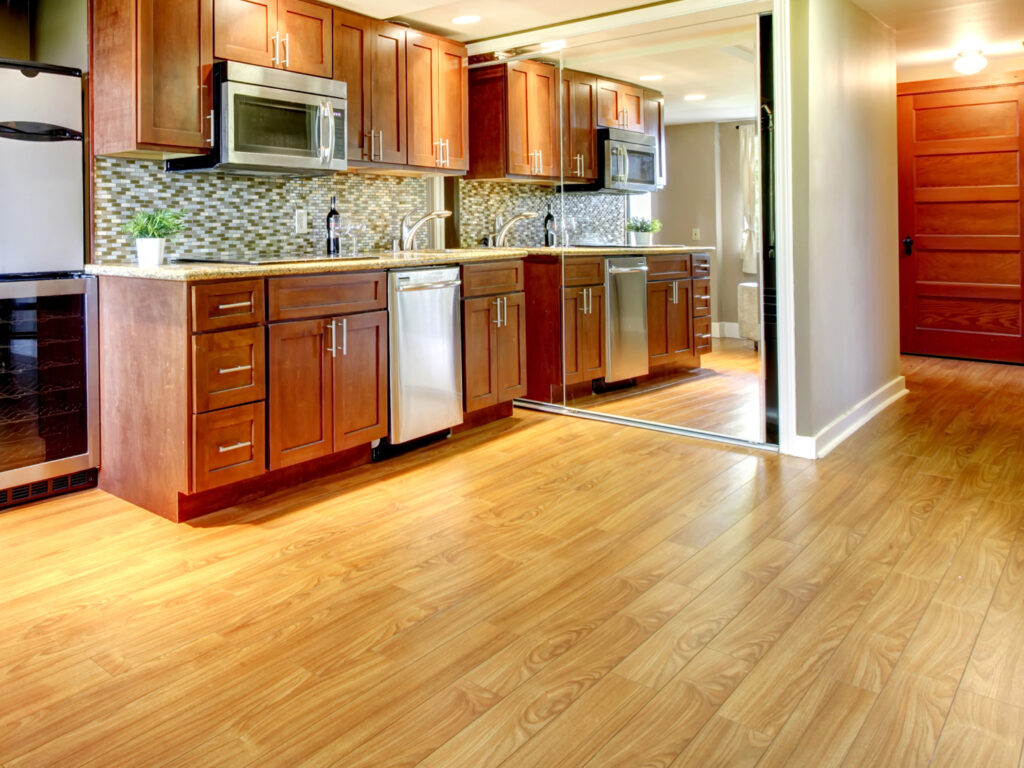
167 61 346 175
570 128 659 194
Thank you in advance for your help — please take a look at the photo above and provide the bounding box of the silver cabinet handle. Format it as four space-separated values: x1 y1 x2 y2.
493 298 502 326
366 131 374 161
341 317 348 356
377 130 383 161
283 33 290 68
672 280 679 305
434 139 443 167
503 296 509 327
218 440 252 454
696 333 712 340
216 300 252 310
445 138 450 167
608 266 648 274
585 287 592 315
271 31 280 65
694 294 710 300
578 289 587 313
328 319 337 358
205 109 215 146
395 279 462 292
217 364 253 375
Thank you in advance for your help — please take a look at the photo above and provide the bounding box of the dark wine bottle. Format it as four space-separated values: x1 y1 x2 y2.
543 206 555 247
326 196 340 255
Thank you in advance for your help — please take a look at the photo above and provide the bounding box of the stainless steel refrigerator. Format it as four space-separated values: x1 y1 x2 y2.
0 59 99 510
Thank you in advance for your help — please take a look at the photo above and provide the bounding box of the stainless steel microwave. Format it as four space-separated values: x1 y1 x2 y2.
167 61 347 175
569 128 659 194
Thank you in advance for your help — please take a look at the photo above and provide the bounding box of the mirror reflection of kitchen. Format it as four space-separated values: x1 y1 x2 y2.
556 12 766 443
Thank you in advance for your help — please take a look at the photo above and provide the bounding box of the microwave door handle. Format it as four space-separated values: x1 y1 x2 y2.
327 102 337 165
314 102 325 162
622 147 630 183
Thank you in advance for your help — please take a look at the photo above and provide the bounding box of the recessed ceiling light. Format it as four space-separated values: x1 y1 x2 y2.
953 50 987 75
639 75 664 82
540 39 566 52
684 93 707 102
452 15 480 24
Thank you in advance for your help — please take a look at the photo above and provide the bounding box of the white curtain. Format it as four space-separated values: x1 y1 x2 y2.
738 124 761 275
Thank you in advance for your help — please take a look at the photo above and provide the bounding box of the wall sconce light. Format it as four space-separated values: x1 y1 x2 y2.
953 50 988 75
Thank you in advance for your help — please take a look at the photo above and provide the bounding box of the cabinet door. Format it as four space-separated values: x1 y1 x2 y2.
572 71 598 180
214 0 277 68
463 296 499 412
438 39 469 171
268 318 332 469
406 30 440 168
371 21 407 164
527 62 557 177
562 287 585 385
669 280 693 360
506 62 532 176
137 0 213 149
334 10 372 161
619 83 645 132
278 0 332 77
561 71 574 178
644 89 666 186
332 310 388 451
497 292 527 402
647 280 672 365
581 285 606 380
597 79 621 128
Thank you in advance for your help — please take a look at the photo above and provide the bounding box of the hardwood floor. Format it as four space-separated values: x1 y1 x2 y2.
2 353 1024 766
569 337 762 441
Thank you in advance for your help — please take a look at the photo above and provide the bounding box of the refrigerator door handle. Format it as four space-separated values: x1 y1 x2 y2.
0 121 83 142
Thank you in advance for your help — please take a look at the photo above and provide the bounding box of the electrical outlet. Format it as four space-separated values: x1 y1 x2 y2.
294 209 308 234
691 227 701 241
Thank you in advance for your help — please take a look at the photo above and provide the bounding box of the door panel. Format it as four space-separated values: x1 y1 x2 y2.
406 31 439 168
527 62 556 177
497 292 527 401
268 318 332 468
371 21 406 164
506 63 531 176
332 310 388 451
278 0 332 77
463 295 499 411
898 82 1024 362
214 0 276 68
582 285 605 379
438 39 468 170
563 287 584 385
334 11 372 160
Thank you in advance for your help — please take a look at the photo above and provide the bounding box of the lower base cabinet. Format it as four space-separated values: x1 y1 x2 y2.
193 402 266 492
563 284 605 385
463 292 527 410
647 278 692 366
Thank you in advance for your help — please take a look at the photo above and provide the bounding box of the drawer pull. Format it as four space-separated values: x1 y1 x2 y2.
694 294 711 300
216 300 253 311
217 440 252 454
217 364 253 375
696 333 712 340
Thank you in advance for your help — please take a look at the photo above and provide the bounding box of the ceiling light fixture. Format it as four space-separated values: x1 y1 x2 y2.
451 15 480 24
639 75 664 82
953 50 988 75
684 93 707 102
540 39 566 52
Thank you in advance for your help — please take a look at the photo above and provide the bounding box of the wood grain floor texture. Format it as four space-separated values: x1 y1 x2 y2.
2 354 1024 767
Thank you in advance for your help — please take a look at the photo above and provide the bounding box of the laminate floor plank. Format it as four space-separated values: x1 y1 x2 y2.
3 355 1024 766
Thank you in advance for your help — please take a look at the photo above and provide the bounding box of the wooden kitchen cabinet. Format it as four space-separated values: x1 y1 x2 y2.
331 310 388 451
468 60 557 180
215 0 332 77
643 89 666 187
563 285 605 385
647 279 692 366
406 32 468 171
597 79 644 132
562 69 598 182
92 0 214 155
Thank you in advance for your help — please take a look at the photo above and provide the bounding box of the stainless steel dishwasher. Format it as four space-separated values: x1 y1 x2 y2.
604 256 649 382
388 267 464 444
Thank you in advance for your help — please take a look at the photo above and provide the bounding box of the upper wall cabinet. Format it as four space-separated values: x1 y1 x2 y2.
597 78 644 132
469 60 557 180
215 0 332 78
334 12 406 166
562 69 598 182
93 0 214 156
643 89 666 187
406 31 470 171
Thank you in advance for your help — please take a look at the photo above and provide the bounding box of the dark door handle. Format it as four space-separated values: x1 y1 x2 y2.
902 237 914 255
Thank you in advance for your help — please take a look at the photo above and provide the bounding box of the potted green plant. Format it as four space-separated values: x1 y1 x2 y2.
626 216 662 246
121 209 186 268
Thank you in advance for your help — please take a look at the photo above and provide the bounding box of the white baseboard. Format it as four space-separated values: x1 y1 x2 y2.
712 322 740 339
786 376 908 459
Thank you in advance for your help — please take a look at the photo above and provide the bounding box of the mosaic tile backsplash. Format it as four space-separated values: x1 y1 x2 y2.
458 181 627 248
92 157 432 261
92 158 628 262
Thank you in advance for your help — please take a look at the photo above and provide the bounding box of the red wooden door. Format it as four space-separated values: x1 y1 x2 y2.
898 80 1024 362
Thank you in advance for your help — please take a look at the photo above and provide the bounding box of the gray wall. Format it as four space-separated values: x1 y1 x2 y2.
717 121 756 325
33 0 88 69
790 0 901 437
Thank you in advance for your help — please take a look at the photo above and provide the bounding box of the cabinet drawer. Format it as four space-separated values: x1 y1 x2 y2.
694 316 712 353
692 253 711 278
462 260 524 297
192 327 266 413
192 402 266 492
563 257 605 286
647 254 691 280
268 272 386 321
692 279 711 318
192 280 265 332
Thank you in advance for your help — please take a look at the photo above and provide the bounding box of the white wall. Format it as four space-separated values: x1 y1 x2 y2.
787 0 903 443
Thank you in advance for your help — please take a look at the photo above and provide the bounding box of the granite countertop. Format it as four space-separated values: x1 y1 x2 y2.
85 245 714 281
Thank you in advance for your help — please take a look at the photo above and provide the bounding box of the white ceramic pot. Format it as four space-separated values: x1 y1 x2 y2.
630 231 653 246
136 238 166 268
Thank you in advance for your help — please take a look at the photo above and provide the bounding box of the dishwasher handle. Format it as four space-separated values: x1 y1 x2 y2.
608 266 649 274
394 279 462 292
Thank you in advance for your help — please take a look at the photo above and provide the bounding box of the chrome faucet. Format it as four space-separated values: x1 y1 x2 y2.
493 211 538 247
400 209 452 250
